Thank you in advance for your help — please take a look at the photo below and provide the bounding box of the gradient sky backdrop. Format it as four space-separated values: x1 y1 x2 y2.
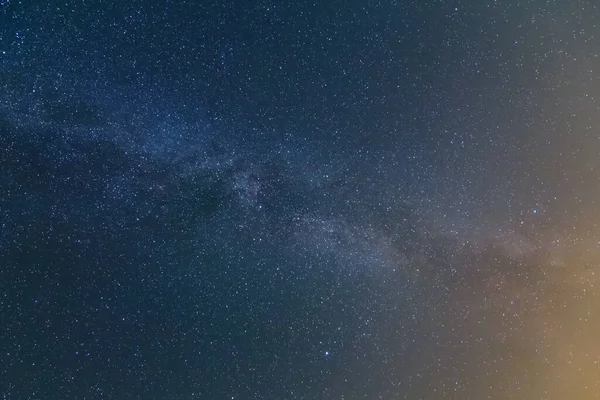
1 0 599 399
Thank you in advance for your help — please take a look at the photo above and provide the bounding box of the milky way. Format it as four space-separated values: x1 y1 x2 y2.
1 1 599 399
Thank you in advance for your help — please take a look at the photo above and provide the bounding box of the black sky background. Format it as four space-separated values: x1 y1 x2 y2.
1 1 600 399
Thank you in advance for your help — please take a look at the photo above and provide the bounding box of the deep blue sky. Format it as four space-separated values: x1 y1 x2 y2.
1 1 600 399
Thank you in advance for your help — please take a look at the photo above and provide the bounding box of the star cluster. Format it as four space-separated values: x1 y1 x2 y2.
1 1 599 399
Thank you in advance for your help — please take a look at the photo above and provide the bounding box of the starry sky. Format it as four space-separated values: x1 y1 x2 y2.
1 0 600 399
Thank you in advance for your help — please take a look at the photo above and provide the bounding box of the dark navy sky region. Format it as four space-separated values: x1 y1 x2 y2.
1 1 600 399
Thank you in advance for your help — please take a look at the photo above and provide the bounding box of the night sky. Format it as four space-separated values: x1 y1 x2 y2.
1 0 600 399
